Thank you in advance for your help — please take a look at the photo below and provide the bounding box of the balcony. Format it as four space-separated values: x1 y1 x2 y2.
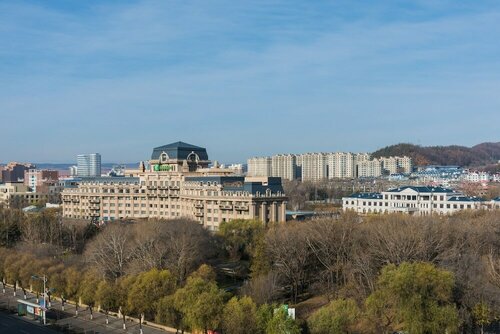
147 185 157 190
158 186 169 190
235 205 249 211
194 212 204 217
71 199 80 203
159 194 169 198
89 213 100 218
219 204 233 210
194 203 204 209
170 186 180 190
170 193 179 198
89 199 100 204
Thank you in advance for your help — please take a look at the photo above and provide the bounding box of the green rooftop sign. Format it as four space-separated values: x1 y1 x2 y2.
154 164 173 172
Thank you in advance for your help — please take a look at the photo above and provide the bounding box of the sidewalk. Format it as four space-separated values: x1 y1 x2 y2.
0 285 176 334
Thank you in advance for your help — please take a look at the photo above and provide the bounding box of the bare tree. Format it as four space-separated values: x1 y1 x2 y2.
85 223 134 280
265 222 313 303
127 219 214 283
240 271 281 305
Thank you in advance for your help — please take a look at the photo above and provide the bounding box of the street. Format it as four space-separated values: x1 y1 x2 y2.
0 311 59 334
0 285 176 334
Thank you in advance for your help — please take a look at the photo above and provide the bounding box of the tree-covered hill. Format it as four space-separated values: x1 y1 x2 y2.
372 142 500 166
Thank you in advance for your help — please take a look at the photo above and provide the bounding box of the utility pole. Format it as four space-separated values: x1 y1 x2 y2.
43 275 46 325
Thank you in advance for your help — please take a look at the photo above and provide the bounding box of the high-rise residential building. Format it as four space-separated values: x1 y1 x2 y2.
380 156 413 174
24 169 59 192
62 142 287 230
247 151 410 182
247 157 272 177
356 158 383 177
397 156 413 174
326 152 356 179
77 153 101 177
300 153 327 181
271 154 296 181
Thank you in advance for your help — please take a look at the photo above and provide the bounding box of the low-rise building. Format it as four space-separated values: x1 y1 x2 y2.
0 182 58 207
342 185 488 215
463 171 491 183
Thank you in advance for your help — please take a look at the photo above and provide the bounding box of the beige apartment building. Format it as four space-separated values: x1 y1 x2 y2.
0 182 57 207
62 142 287 230
380 156 413 174
327 152 356 179
356 158 383 178
300 153 328 181
247 157 272 177
271 154 296 181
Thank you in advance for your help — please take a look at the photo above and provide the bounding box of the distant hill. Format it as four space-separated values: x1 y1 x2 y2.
371 142 500 167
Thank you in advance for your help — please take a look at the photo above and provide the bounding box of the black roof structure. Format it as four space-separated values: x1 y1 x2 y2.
151 141 209 161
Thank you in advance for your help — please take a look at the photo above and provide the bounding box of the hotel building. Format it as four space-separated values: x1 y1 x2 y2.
62 142 287 230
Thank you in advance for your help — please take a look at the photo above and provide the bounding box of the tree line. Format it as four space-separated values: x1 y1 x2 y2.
0 204 499 333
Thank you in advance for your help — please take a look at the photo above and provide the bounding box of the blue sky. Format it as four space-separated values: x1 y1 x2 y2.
1 0 499 163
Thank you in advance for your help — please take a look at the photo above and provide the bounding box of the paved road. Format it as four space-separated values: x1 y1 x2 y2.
0 311 59 334
0 285 175 334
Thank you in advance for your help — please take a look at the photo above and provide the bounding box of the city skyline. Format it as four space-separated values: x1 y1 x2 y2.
1 1 500 162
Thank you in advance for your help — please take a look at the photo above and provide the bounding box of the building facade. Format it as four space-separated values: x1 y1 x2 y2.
0 182 58 207
356 158 383 178
63 142 287 230
77 153 101 177
247 157 272 177
24 169 59 192
1 162 35 183
271 154 296 181
342 186 489 216
300 153 327 181
326 152 356 179
380 156 413 174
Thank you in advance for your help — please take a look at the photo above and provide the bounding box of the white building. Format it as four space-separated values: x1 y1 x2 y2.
357 158 383 178
271 154 296 181
327 152 356 179
227 164 244 175
77 153 101 177
300 153 327 181
343 186 486 216
69 166 78 177
464 171 490 183
247 157 272 177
